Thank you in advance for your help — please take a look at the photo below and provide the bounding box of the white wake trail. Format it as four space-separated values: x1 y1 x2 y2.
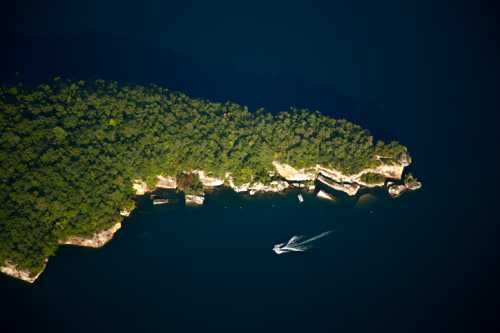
296 230 334 246
274 230 334 254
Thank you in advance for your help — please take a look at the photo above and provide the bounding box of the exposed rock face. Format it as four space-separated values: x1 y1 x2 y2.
225 176 249 192
250 180 289 193
317 174 360 196
231 183 250 193
406 179 422 191
388 177 422 197
133 179 150 195
120 208 131 217
290 181 315 191
3 155 418 283
140 160 402 195
185 194 204 205
273 160 409 196
194 170 224 187
156 175 177 189
226 177 289 194
271 161 316 181
0 260 47 283
317 190 336 201
388 184 407 197
317 163 404 183
59 223 122 248
370 163 405 180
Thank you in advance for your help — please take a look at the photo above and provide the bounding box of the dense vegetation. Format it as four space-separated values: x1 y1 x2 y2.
177 173 203 195
0 79 407 274
359 172 386 184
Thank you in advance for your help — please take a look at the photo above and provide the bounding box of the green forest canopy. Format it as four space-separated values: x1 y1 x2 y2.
0 79 408 274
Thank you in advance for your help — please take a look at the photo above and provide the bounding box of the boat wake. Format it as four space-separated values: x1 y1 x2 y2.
273 230 334 254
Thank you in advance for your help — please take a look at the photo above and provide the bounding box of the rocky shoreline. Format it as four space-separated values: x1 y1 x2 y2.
1 223 123 283
58 223 122 248
131 154 420 202
0 259 48 284
1 154 421 283
387 174 423 197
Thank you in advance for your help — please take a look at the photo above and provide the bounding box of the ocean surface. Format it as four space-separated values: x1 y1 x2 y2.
2 185 441 332
1 21 499 332
1 167 496 332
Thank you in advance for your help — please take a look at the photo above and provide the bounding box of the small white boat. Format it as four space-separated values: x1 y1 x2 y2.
273 231 333 254
153 199 169 205
297 193 304 203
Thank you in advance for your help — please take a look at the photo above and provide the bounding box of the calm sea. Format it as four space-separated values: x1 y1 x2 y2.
2 185 436 332
1 32 499 332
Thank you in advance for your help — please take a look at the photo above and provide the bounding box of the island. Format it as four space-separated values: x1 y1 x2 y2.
0 79 421 283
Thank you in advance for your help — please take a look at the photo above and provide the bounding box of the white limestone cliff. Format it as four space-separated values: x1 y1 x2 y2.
388 175 422 197
194 170 225 187
156 175 177 189
271 161 317 182
58 223 122 248
133 179 150 195
0 259 47 284
272 159 409 196
120 209 131 217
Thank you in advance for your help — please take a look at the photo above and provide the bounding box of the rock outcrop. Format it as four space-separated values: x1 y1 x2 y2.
4 155 417 284
156 175 177 189
133 179 150 195
317 163 404 184
226 177 289 194
194 170 225 187
250 180 289 193
388 184 407 197
58 222 122 248
0 259 47 283
388 175 422 197
272 159 409 196
133 176 176 195
185 194 204 205
271 161 316 181
406 180 422 191
135 158 406 198
3 220 122 282
120 209 131 217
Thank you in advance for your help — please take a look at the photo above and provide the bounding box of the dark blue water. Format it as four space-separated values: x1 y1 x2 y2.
1 2 500 330
1 172 497 332
2 187 439 332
